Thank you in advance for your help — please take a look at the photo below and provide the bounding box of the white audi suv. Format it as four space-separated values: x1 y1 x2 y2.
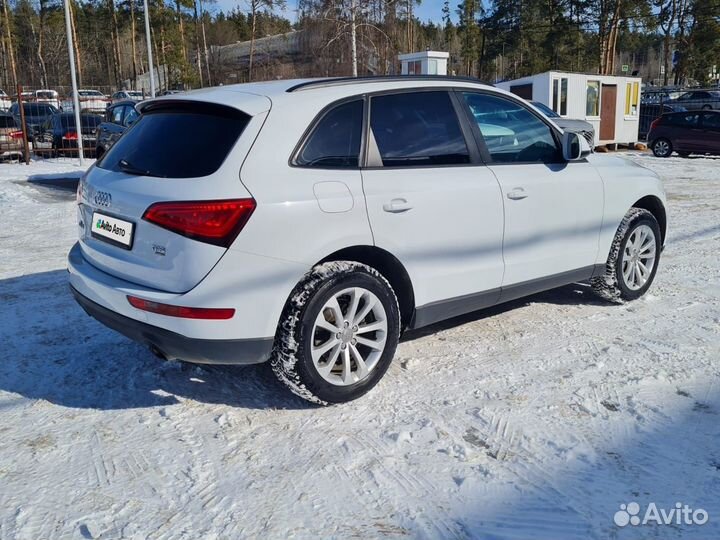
69 77 667 404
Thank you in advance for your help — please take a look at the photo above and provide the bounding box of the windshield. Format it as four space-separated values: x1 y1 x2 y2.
531 102 560 118
24 104 58 116
79 91 103 97
98 102 249 178
36 91 57 99
128 92 143 98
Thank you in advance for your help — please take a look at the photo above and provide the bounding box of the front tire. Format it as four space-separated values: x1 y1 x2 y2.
271 261 401 405
652 138 672 157
591 208 661 303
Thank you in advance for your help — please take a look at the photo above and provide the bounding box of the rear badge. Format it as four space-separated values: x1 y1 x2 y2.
152 244 166 256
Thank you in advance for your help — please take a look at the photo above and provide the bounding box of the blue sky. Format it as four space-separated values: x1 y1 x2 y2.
212 0 448 24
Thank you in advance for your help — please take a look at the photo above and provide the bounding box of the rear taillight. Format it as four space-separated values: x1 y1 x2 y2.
127 295 235 319
10 130 23 139
62 131 78 140
649 118 661 131
142 198 256 247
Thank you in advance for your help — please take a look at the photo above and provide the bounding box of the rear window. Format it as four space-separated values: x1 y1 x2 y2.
97 102 249 178
24 104 58 115
0 115 16 128
57 115 102 128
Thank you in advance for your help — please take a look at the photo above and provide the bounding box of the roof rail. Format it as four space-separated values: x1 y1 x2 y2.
285 75 492 92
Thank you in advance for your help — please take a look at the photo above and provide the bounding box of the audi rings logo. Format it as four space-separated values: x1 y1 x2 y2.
93 191 112 207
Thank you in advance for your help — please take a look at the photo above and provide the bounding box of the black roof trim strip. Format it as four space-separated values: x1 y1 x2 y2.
286 75 492 93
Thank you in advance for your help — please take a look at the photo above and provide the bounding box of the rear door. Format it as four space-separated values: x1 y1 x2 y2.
699 112 720 153
361 90 505 323
78 97 269 293
459 91 604 291
670 112 702 152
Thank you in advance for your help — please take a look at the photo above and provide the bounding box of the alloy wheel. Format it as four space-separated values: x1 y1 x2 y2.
311 287 388 386
622 224 657 291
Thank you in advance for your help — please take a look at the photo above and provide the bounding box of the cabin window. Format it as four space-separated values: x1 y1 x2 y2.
552 77 568 116
586 81 600 116
625 82 640 116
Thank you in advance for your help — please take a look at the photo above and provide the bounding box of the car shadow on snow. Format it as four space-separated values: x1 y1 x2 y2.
0 270 610 412
0 269 312 411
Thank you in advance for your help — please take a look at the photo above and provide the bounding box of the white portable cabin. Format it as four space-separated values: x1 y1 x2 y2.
399 51 449 76
495 71 642 147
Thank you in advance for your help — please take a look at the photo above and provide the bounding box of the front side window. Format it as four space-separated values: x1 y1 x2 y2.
370 91 470 167
702 113 720 130
463 92 560 164
586 81 600 116
123 107 139 127
111 107 124 124
295 100 363 168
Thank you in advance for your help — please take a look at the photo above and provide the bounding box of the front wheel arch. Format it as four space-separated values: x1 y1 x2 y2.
631 195 667 246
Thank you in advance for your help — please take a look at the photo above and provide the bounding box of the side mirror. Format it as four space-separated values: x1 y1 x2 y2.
562 131 590 161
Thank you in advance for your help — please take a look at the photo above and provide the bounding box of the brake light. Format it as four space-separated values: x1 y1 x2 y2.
9 130 23 139
649 118 661 131
143 198 256 247
127 295 235 319
62 131 78 140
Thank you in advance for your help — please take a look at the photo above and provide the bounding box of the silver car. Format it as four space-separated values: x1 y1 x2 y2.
531 101 595 147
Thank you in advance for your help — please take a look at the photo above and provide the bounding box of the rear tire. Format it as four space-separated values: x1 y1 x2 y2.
271 261 401 405
652 138 672 158
591 208 661 303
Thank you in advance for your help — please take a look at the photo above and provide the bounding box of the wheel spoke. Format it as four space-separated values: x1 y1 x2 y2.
317 343 342 376
312 337 339 362
623 261 633 282
315 316 339 333
637 260 650 280
345 288 362 327
341 347 353 385
356 321 386 334
355 335 385 351
349 344 368 380
353 296 377 326
628 262 637 285
326 296 345 327
639 239 655 257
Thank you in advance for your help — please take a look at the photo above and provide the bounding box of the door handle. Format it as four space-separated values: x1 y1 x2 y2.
507 188 528 200
383 198 413 213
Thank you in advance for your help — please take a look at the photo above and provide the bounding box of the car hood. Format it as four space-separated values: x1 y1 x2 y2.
553 118 594 132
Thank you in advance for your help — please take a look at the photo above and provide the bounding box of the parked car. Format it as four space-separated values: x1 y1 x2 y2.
32 89 62 109
111 90 144 104
531 101 596 147
0 89 11 111
69 77 667 405
648 110 720 157
0 113 23 160
9 102 60 140
32 112 103 157
669 90 720 110
94 101 139 159
78 89 110 114
639 103 686 139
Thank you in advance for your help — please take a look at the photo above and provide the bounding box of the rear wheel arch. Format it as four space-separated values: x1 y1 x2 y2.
631 195 667 245
317 246 415 331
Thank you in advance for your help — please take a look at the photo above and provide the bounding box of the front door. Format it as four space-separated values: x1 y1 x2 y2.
600 85 617 141
458 91 604 293
699 112 720 153
361 90 505 325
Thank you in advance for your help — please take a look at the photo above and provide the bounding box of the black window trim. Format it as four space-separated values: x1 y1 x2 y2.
289 95 368 170
456 89 569 166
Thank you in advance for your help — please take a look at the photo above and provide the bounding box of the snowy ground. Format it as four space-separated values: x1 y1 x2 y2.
0 154 719 540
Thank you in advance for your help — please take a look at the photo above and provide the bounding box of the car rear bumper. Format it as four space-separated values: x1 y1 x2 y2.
70 285 273 364
67 241 280 364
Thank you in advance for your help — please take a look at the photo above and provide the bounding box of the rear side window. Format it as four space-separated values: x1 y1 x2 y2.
295 100 363 168
370 91 470 167
666 113 699 127
0 115 16 128
97 102 249 178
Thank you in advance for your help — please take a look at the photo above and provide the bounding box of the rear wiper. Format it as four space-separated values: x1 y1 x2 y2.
118 159 156 177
